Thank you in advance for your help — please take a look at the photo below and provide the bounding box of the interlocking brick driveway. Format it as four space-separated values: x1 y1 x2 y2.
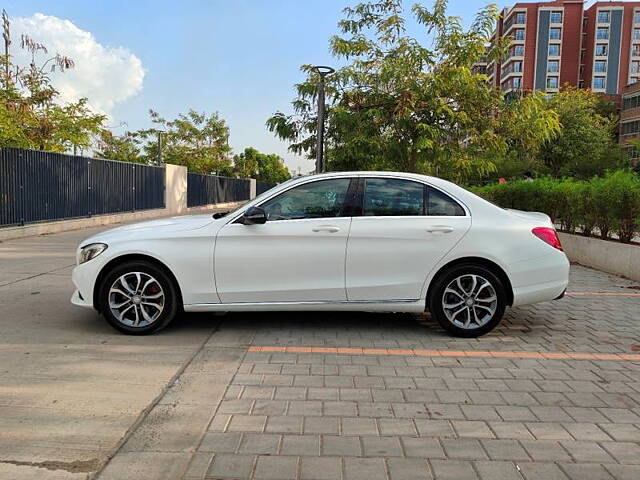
98 265 640 480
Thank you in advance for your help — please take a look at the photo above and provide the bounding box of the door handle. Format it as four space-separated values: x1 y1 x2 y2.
426 226 453 233
312 226 340 233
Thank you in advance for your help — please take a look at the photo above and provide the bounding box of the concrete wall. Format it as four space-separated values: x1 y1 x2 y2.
559 232 640 282
0 163 255 242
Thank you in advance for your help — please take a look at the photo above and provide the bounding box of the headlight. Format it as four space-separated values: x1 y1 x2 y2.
78 243 108 264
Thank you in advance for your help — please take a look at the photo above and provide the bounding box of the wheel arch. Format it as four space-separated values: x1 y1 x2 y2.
426 256 514 307
93 253 184 313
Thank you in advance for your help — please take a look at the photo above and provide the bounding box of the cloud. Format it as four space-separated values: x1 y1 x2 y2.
10 13 144 115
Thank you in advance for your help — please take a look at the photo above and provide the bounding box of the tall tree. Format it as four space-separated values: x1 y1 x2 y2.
268 0 510 181
0 12 105 152
233 147 290 183
134 109 232 174
540 87 624 179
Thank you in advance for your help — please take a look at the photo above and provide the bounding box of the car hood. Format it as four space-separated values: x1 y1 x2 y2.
80 214 222 245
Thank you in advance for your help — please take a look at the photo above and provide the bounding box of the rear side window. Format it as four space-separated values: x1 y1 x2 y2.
427 186 465 216
364 178 425 216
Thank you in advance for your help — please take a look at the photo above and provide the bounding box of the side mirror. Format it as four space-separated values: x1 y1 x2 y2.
239 206 267 225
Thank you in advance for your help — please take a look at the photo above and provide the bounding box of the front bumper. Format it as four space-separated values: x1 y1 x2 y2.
71 289 92 308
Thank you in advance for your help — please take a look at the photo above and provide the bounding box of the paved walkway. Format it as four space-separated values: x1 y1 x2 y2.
98 267 640 480
0 224 638 480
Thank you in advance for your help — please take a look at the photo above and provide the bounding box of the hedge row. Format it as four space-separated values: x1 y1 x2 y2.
471 171 640 243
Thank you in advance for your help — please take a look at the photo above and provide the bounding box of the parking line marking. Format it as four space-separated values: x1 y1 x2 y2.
247 346 640 361
566 291 640 296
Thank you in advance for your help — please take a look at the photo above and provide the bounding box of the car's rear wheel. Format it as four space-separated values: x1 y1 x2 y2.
98 261 178 335
429 264 506 337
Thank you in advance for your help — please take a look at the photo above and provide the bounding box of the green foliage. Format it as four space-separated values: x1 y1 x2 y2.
540 88 624 179
129 110 232 174
268 0 523 181
232 147 290 183
0 16 106 152
472 171 640 243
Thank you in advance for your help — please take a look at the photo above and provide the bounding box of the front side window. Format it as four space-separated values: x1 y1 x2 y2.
548 44 560 56
632 61 640 73
548 60 559 73
598 11 610 24
514 29 525 41
364 178 424 216
546 76 559 89
635 11 640 24
597 27 609 40
634 28 640 40
593 76 606 89
260 178 350 220
516 12 526 24
595 44 607 56
633 44 640 56
513 77 522 88
594 60 607 73
549 28 561 40
550 11 562 24
513 45 524 56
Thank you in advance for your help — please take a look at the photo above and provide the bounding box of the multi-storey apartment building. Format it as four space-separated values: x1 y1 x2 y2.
481 0 640 96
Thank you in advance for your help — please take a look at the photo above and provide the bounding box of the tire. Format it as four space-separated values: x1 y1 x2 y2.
98 260 179 335
429 264 507 338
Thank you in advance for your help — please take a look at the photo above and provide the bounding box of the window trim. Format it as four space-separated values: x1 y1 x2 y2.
356 176 469 218
231 177 356 224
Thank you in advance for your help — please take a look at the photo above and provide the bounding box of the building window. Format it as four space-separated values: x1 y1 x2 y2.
631 77 639 85
634 29 640 40
631 61 640 73
593 77 606 89
513 77 522 88
546 76 559 89
597 28 609 40
515 12 526 24
549 28 561 40
594 60 607 73
635 11 640 24
633 44 640 56
548 44 560 56
598 11 610 24
595 44 607 56
548 60 559 73
550 11 563 24
514 29 525 41
513 45 524 56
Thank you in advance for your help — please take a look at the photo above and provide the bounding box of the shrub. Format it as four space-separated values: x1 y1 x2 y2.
471 171 640 243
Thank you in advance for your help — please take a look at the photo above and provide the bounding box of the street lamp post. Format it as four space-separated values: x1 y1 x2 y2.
312 66 335 174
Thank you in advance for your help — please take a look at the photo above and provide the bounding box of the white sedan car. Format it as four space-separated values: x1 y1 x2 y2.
71 172 569 337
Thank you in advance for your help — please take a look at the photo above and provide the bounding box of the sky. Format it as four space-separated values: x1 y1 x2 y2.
4 0 525 174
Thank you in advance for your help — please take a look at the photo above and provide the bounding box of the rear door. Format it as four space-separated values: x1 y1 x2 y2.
345 177 471 301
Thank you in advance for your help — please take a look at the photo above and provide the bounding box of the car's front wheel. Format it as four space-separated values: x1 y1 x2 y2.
98 261 179 335
429 264 506 337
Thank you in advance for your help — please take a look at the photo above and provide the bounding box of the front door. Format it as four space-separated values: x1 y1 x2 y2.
215 177 354 303
346 177 471 301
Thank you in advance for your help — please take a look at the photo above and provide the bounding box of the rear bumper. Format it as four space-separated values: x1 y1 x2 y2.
510 251 570 307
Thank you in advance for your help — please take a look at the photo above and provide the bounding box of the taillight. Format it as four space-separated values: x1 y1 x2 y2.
532 227 563 251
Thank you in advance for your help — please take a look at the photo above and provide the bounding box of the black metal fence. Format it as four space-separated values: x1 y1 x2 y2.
187 173 251 207
256 180 277 196
0 148 165 227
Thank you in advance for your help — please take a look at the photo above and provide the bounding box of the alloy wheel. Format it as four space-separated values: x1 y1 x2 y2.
442 274 497 330
108 272 165 327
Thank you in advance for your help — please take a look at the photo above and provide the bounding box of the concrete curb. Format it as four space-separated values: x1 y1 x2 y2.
559 232 640 282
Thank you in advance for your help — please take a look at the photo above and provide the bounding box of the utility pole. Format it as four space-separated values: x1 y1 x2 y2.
313 66 334 174
2 10 11 84
156 131 162 165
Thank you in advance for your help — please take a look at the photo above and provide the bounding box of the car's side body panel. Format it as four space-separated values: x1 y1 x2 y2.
71 171 570 317
214 217 352 303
